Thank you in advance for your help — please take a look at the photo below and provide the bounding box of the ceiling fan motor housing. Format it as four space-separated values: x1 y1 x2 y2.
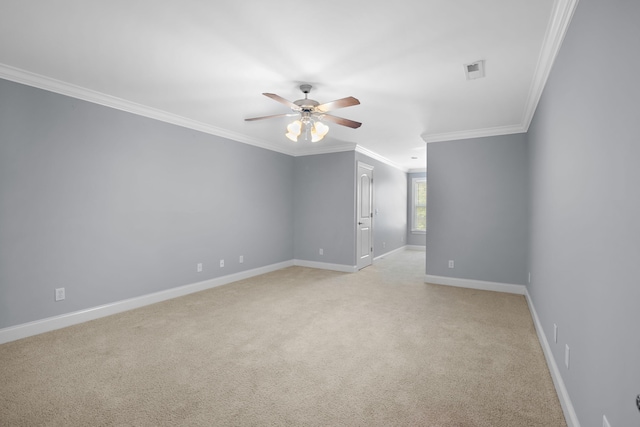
294 84 318 111
294 98 319 111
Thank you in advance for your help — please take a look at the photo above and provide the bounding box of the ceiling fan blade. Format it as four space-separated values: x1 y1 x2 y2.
316 96 360 113
321 114 362 129
263 93 299 109
245 113 295 121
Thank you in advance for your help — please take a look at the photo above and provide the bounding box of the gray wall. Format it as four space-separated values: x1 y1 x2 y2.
354 152 407 257
406 171 426 247
0 78 294 329
0 78 413 329
425 135 529 284
293 152 357 266
292 152 408 266
527 0 640 425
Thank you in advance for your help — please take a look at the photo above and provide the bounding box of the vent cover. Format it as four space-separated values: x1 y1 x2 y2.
464 60 485 80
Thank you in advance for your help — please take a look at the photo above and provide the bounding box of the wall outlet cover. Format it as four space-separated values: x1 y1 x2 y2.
55 288 65 301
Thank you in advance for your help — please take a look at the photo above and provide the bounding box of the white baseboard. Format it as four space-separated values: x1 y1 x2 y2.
424 274 526 295
373 246 407 261
525 289 580 427
293 259 357 273
423 274 578 426
0 260 294 345
405 245 426 251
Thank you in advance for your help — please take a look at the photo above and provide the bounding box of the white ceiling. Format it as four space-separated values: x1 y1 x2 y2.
0 0 576 171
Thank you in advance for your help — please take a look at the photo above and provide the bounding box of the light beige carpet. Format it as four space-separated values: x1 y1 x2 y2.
0 250 565 426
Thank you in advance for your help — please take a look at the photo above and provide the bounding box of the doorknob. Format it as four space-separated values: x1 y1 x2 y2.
358 222 363 225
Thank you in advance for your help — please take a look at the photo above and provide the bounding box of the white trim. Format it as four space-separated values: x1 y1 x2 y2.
0 1 579 164
521 0 580 132
525 289 580 427
0 260 293 345
373 246 406 261
293 259 357 273
0 63 296 157
422 273 578 426
424 274 526 295
406 245 426 251
408 168 426 173
421 124 526 144
0 64 409 172
293 142 357 157
355 145 408 172
411 177 427 233
420 0 578 144
356 161 375 271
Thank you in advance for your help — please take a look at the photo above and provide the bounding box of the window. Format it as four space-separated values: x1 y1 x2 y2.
411 177 426 233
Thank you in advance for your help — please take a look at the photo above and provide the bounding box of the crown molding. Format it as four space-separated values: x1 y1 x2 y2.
0 64 405 166
521 0 579 131
0 1 579 162
421 0 579 144
0 63 297 157
4 0 579 171
421 124 526 143
355 145 408 172
293 142 407 173
0 64 407 170
292 142 357 157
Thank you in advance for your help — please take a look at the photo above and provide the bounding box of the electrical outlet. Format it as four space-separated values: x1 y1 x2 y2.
239 255 244 264
383 242 386 248
448 260 454 269
220 259 224 268
565 344 570 369
554 323 558 343
55 288 65 301
319 248 323 255
603 414 611 427
197 263 203 273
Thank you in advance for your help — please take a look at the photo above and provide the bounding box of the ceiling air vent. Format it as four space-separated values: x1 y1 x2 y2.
464 60 485 80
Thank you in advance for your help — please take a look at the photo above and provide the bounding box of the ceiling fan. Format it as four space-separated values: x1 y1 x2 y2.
245 84 361 142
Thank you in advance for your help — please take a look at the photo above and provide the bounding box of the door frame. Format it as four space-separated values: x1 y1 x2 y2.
356 161 374 270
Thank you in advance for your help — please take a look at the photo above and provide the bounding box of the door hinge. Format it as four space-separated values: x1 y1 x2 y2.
371 247 373 252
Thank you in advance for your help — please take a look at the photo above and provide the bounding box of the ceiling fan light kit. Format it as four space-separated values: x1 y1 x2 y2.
246 84 361 143
285 117 330 143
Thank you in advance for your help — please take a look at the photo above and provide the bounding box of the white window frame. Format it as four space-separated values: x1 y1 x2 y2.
411 177 426 234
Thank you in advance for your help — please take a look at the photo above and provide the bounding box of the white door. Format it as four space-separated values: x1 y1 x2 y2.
357 162 374 270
